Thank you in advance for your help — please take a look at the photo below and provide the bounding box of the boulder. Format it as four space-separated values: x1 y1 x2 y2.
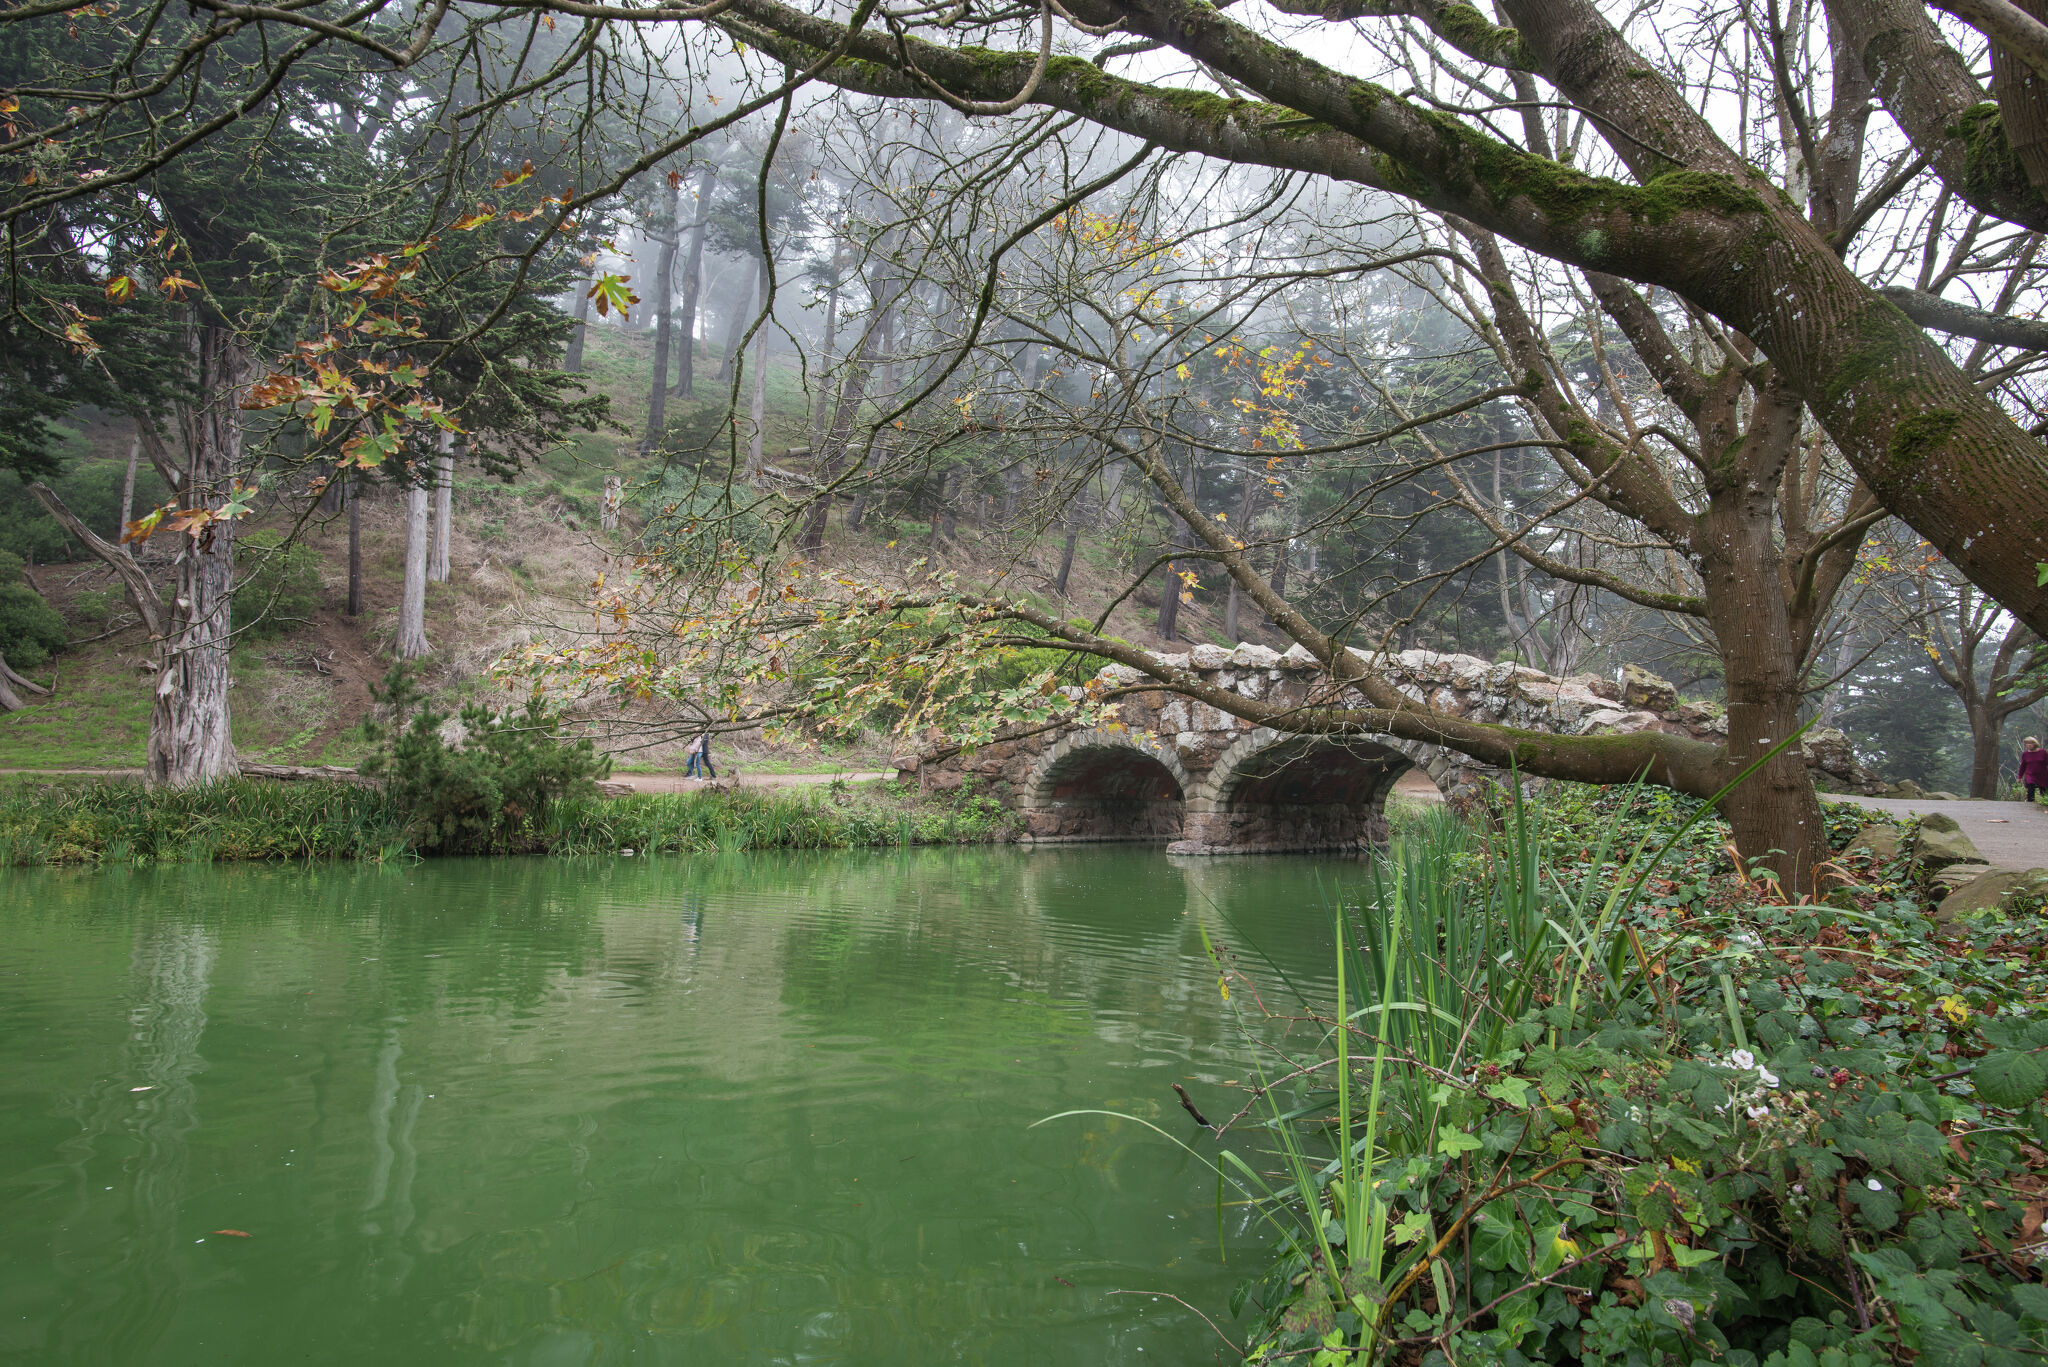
1280 643 1319 668
1566 672 1624 702
1188 643 1232 670
1928 791 1964 801
1230 643 1282 669
1931 862 1994 892
1842 824 1901 861
1913 813 1984 869
1886 779 1924 798
1938 868 2048 921
1801 726 1855 772
1620 664 1678 712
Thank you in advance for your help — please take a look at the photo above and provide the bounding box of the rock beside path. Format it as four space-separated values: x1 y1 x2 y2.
1913 812 1985 870
1938 868 2048 921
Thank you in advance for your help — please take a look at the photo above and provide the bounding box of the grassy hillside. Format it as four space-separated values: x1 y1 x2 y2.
1 325 1273 774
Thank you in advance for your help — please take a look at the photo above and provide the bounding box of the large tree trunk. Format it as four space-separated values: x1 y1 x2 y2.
428 438 453 583
645 174 681 453
674 166 718 400
397 466 430 659
1968 703 2008 798
564 265 596 374
147 325 245 788
1699 498 1830 892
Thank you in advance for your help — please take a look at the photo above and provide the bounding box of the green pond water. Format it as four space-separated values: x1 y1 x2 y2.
0 848 1355 1366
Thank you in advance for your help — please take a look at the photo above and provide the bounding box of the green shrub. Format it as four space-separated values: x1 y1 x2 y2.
358 663 612 854
233 529 323 638
0 553 67 667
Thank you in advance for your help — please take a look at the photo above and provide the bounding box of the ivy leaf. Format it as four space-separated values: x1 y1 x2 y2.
1972 1049 2048 1109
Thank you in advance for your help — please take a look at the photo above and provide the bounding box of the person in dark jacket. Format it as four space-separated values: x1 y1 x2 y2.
2020 736 2048 803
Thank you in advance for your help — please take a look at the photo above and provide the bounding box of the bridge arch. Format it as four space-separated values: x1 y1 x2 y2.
1170 728 1442 855
1017 728 1192 844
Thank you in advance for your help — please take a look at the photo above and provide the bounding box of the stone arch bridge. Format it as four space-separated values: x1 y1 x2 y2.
899 643 1877 856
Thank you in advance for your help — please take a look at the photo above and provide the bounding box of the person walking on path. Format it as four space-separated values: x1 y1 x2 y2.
2020 737 2048 804
684 729 717 781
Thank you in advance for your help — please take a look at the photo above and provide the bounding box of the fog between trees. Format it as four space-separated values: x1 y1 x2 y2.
6 0 2048 889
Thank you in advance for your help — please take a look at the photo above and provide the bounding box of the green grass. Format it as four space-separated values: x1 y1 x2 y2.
0 640 150 768
0 774 1017 865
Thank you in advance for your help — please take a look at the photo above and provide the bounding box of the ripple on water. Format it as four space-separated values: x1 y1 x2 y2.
0 848 1350 1367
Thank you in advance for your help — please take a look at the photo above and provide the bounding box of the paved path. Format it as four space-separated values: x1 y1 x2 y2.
607 770 893 794
1821 793 2048 871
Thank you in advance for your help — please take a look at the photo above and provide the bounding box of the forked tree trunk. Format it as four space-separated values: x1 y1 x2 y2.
429 439 453 583
397 466 430 659
148 325 245 787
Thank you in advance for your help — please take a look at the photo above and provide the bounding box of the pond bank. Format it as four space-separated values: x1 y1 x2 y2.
0 774 1020 866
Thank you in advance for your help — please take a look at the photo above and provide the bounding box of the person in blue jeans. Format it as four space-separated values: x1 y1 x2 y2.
685 730 717 780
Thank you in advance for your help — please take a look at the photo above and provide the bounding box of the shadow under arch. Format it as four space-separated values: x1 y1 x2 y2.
1173 728 1415 855
1018 728 1190 844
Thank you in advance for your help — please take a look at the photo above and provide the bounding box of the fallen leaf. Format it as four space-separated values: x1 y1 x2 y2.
211 1229 253 1238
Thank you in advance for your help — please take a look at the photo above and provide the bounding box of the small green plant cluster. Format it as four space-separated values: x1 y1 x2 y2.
358 663 612 855
1212 789 2048 1367
232 529 324 639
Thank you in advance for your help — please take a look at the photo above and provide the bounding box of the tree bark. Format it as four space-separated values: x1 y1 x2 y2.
564 264 596 374
1054 522 1080 597
0 655 22 712
717 257 762 386
397 466 430 659
118 431 140 558
674 164 718 400
429 438 453 583
146 324 244 787
1969 703 2007 798
645 173 681 453
746 322 769 485
347 472 363 617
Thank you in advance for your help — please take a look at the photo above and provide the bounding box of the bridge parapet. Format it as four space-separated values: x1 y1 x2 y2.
900 644 1880 855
